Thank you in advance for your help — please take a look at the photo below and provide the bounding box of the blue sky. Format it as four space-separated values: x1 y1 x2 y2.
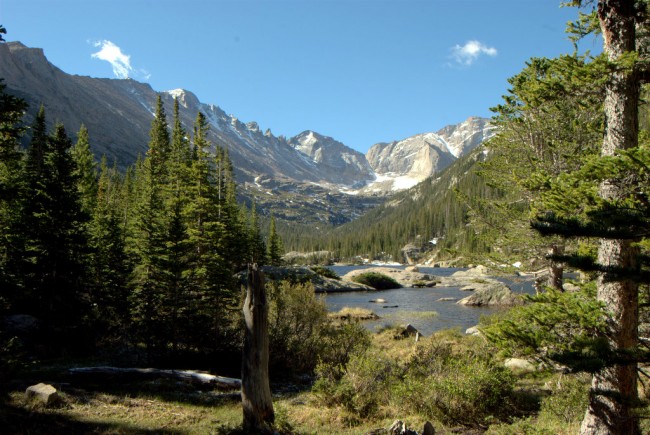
2 0 600 153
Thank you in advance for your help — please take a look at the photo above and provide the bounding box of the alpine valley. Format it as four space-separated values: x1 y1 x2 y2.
0 41 494 226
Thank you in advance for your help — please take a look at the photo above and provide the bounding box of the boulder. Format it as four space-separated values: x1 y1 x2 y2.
401 244 423 265
405 265 419 272
25 383 59 406
457 282 524 306
394 324 423 339
465 326 481 336
504 358 537 375
437 297 456 302
422 421 436 435
389 420 418 435
563 282 581 292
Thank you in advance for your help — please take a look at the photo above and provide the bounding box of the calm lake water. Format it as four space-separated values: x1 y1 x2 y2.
323 265 536 336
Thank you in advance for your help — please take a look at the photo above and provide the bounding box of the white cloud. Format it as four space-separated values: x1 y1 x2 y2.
91 40 133 79
450 40 497 66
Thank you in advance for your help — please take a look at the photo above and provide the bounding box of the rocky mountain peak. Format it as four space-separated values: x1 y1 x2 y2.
165 88 200 110
361 117 493 194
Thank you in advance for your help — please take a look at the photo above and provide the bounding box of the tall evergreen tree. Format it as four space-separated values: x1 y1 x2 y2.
0 80 26 307
71 124 98 216
247 201 266 265
576 1 646 432
267 215 284 266
473 54 606 289
163 98 193 356
18 121 89 328
128 96 171 357
89 157 130 341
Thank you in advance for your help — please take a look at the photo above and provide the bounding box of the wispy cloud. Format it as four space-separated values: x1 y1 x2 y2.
450 40 497 66
91 40 132 78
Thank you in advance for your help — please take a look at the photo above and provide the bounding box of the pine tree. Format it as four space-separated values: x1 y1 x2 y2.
268 215 284 266
0 80 26 308
128 96 171 357
89 157 130 340
164 98 193 356
473 54 606 289
18 120 89 329
248 201 266 265
71 124 98 216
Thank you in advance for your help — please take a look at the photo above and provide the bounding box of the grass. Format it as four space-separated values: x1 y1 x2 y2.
4 330 650 434
329 306 379 321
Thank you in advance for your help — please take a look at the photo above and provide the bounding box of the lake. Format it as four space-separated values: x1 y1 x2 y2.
323 265 536 336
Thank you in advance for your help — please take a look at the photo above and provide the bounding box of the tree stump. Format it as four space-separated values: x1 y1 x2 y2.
241 264 274 433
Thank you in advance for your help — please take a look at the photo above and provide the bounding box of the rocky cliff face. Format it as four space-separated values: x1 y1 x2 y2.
363 117 494 192
288 131 374 187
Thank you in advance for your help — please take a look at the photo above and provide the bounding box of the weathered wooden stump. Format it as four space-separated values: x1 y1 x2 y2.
241 264 274 433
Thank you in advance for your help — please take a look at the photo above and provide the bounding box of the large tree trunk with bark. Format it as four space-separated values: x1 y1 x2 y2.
241 264 274 434
580 1 641 433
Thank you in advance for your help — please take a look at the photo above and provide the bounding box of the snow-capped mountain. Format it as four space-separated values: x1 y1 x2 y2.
0 41 373 189
364 117 494 192
288 131 374 187
0 41 494 224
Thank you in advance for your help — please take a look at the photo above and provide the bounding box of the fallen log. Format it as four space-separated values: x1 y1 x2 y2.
67 367 241 390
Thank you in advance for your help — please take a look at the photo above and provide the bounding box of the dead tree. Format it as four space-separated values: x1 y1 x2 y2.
241 264 274 433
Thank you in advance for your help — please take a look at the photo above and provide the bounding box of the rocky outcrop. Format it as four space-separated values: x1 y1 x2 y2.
401 243 423 265
288 131 374 187
341 267 440 288
244 266 375 293
457 283 524 307
364 117 494 193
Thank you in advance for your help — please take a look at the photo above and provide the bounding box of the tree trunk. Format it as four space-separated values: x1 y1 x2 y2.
241 264 274 434
580 1 640 433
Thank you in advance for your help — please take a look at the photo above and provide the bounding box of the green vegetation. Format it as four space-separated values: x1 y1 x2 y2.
351 271 402 290
0 85 273 366
3 2 650 432
309 265 340 280
281 148 501 263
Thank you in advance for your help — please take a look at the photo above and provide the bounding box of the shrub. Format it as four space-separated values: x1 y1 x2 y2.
481 287 609 372
314 322 372 385
310 266 340 280
314 351 401 418
395 335 515 427
267 280 329 373
351 272 401 290
314 330 515 427
538 374 589 424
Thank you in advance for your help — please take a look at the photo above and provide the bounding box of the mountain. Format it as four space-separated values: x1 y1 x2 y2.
0 40 494 227
288 131 374 188
363 117 494 192
0 41 373 189
285 145 500 262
